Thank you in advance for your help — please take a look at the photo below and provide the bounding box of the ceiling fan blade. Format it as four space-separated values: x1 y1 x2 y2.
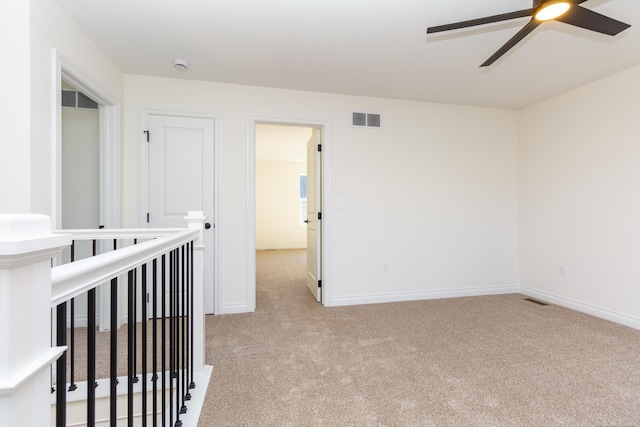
555 5 630 36
480 20 541 67
427 8 533 34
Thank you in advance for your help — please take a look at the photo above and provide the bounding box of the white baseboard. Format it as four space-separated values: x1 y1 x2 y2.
217 303 253 314
520 287 640 331
66 315 87 328
327 285 519 307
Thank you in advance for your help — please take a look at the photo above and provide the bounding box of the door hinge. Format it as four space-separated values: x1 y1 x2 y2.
146 213 150 223
318 280 322 288
143 130 149 142
317 212 322 220
146 293 149 303
317 144 322 152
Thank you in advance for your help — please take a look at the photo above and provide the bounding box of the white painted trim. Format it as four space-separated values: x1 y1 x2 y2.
329 285 519 307
138 109 222 314
51 48 120 230
247 115 333 310
218 302 253 315
0 347 66 396
176 365 213 427
53 228 186 239
520 286 640 331
138 109 149 228
51 229 198 307
66 314 90 329
99 104 120 230
51 49 63 230
246 123 257 312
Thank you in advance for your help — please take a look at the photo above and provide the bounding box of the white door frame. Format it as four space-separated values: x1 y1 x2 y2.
247 116 332 310
52 49 120 232
139 109 221 313
52 49 120 331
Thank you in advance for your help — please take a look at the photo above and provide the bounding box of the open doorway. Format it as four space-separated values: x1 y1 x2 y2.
54 53 120 330
60 80 100 231
254 123 322 306
59 81 100 330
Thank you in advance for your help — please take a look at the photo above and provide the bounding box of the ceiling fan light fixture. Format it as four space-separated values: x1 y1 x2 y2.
534 0 572 21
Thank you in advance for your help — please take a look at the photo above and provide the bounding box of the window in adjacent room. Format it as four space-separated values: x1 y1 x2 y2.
299 174 307 225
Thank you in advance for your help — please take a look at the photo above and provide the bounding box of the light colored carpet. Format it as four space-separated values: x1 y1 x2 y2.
65 318 170 384
196 249 640 426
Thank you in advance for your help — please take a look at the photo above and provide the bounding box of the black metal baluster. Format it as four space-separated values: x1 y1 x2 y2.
152 258 158 427
169 250 174 427
142 262 148 427
69 240 77 392
111 236 118 427
88 286 97 426
184 242 191 401
173 248 182 427
127 269 135 427
56 302 67 427
87 240 98 427
189 241 195 390
133 239 139 384
110 277 118 427
161 254 167 427
180 244 187 414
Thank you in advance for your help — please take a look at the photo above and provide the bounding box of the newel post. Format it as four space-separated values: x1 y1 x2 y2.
184 211 206 372
0 215 70 426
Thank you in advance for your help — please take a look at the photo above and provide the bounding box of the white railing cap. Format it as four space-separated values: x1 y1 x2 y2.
51 228 198 307
0 214 70 260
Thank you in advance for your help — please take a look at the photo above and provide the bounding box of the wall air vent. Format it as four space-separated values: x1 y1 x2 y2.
352 112 381 128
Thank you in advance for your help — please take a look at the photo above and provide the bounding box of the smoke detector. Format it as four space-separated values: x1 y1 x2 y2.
173 59 189 71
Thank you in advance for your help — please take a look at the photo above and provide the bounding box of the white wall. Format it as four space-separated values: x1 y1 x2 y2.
0 1 30 212
61 107 100 229
123 75 519 312
519 64 640 327
29 0 123 217
256 160 307 250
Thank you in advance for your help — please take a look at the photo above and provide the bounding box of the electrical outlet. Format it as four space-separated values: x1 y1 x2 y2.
559 264 567 277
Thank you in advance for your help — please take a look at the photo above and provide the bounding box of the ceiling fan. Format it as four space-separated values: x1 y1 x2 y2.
426 0 631 67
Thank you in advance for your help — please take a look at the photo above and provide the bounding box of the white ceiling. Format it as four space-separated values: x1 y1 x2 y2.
53 0 640 109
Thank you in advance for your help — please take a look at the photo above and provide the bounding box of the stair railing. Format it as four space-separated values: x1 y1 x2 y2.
0 211 206 427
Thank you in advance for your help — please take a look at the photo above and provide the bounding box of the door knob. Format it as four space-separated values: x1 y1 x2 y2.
205 222 212 229
304 219 309 223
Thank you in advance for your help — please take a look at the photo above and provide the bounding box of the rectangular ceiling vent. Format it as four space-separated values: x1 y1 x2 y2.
352 112 381 129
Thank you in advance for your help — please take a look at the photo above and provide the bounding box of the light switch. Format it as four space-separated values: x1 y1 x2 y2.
336 198 343 209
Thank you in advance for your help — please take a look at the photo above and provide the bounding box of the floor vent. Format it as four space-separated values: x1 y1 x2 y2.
524 298 549 306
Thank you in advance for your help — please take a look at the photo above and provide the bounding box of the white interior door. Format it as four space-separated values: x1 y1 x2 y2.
147 114 215 314
306 128 322 302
